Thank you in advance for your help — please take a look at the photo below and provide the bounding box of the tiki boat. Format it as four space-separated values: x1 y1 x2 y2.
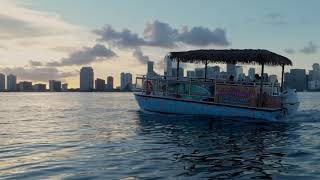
134 49 299 121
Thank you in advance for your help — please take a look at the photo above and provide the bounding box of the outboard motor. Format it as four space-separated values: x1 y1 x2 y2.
282 89 300 115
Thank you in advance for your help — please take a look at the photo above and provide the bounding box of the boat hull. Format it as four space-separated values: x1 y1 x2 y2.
134 93 284 121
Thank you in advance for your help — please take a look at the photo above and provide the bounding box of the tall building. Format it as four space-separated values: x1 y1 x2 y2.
226 63 236 77
195 68 205 78
311 63 320 81
288 69 307 92
19 81 33 92
164 55 172 77
49 80 61 92
34 84 46 92
7 74 17 92
269 75 278 83
248 68 256 80
187 70 195 78
80 67 94 92
235 66 243 80
62 83 68 92
172 67 184 77
106 76 114 91
0 73 5 91
120 73 132 91
95 78 105 91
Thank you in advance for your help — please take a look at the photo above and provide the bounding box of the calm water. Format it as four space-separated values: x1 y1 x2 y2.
0 92 320 179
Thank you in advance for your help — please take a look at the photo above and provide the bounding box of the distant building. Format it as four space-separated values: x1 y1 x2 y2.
226 63 236 77
95 78 105 91
187 70 195 78
308 80 320 90
286 69 307 92
172 67 184 77
164 55 172 77
34 84 46 92
0 73 5 91
19 81 33 92
62 83 68 92
120 73 132 91
235 66 243 80
248 68 256 80
106 76 114 91
7 74 17 92
269 75 278 83
80 67 94 92
195 68 205 78
49 80 61 92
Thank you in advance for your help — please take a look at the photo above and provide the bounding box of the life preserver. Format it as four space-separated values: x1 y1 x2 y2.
145 80 153 95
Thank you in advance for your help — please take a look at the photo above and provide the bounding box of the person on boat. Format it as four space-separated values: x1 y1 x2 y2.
254 74 261 82
228 75 235 81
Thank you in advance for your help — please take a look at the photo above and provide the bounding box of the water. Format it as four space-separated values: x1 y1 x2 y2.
0 92 319 179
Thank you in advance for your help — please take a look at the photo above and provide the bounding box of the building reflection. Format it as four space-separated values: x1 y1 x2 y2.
135 112 295 179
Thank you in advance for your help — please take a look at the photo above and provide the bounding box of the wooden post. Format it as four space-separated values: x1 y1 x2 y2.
281 64 285 92
259 63 265 107
204 60 208 80
176 59 180 80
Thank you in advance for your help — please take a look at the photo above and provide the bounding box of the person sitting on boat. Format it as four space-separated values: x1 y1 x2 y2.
228 75 235 82
254 74 261 82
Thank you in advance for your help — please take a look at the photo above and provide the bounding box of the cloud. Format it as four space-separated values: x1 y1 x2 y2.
133 48 150 64
178 26 230 46
47 44 116 66
28 60 43 66
94 20 230 48
300 41 318 54
284 48 296 54
0 66 76 82
143 20 179 48
94 25 145 48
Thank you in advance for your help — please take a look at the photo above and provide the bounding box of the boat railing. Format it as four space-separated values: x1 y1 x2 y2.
135 75 281 104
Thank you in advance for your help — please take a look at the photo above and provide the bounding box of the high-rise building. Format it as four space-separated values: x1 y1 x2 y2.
95 78 105 91
226 63 236 77
34 84 46 92
106 76 114 91
19 81 33 92
269 75 278 83
80 67 94 92
120 73 132 91
248 68 256 80
172 67 184 77
235 66 243 80
49 80 61 92
7 74 17 92
311 63 320 81
288 69 307 92
62 83 68 92
187 70 195 78
164 56 172 77
0 73 5 91
195 68 205 78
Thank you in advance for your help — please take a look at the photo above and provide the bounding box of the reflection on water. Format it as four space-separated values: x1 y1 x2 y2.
0 92 319 179
136 113 295 179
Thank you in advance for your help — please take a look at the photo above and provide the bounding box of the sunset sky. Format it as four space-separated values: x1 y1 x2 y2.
0 0 319 88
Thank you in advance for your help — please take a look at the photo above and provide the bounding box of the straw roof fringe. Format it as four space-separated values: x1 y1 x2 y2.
169 49 292 66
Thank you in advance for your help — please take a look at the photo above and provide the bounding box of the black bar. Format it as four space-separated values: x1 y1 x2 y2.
204 60 208 79
281 64 285 92
176 60 180 79
259 63 265 107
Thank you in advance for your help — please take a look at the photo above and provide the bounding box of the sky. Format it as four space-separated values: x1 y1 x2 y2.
0 0 319 88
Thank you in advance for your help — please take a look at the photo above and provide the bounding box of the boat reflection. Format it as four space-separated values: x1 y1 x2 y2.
135 111 295 179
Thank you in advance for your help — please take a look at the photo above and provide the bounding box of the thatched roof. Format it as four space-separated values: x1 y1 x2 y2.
169 49 292 66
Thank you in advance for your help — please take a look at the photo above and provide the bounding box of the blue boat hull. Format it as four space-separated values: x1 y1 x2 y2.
134 93 284 121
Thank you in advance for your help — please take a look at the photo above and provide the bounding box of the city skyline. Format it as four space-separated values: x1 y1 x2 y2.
0 0 320 88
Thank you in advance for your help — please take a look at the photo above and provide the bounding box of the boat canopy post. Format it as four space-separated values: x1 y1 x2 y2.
176 59 180 79
281 64 285 92
259 63 265 107
204 60 208 80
